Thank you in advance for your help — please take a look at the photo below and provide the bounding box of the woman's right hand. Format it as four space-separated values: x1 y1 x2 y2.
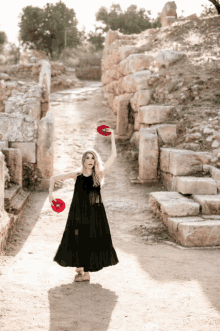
49 195 57 207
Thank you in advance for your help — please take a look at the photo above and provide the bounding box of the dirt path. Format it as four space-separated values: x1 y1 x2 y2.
0 81 220 331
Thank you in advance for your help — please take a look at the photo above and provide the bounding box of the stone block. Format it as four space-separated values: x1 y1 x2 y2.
155 50 187 69
9 142 36 163
177 177 217 195
0 113 35 142
130 90 153 112
160 171 178 191
167 216 204 242
192 195 220 215
139 127 158 181
139 105 175 124
24 98 41 121
0 152 4 208
134 112 140 131
130 131 140 150
119 54 154 76
122 70 151 93
113 93 133 119
153 124 177 143
160 148 203 176
149 191 200 222
0 141 8 150
168 217 220 247
108 93 115 109
39 60 51 95
37 111 54 179
2 148 22 187
26 86 42 99
37 178 50 190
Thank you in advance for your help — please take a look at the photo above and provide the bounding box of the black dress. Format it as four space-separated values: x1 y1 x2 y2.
53 173 119 272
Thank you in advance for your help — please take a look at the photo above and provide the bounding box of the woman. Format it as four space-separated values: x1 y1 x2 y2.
49 128 119 282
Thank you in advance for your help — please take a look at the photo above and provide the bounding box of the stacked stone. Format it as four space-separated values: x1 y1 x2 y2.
8 63 34 78
101 30 187 182
8 62 66 81
0 81 29 114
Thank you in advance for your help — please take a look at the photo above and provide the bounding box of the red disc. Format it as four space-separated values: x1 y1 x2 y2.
51 198 65 213
97 125 111 136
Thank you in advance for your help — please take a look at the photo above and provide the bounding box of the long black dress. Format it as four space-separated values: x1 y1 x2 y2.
53 173 119 272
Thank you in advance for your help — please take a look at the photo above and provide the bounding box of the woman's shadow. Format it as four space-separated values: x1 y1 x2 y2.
48 281 118 331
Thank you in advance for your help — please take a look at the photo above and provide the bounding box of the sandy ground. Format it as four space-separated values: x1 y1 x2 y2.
0 81 220 331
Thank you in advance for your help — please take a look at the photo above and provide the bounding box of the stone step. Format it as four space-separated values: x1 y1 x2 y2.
160 148 211 176
6 188 30 215
149 192 200 223
4 184 22 210
167 216 220 247
176 176 217 195
192 195 220 215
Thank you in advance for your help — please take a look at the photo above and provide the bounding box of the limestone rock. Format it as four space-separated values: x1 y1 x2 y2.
139 105 175 124
160 148 204 176
130 131 140 150
167 217 220 247
149 191 200 222
192 195 220 215
122 70 151 93
155 50 187 69
176 176 217 195
130 90 153 112
119 54 154 76
139 127 158 181
153 124 177 143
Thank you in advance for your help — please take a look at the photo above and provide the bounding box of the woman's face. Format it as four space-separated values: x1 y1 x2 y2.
84 153 95 169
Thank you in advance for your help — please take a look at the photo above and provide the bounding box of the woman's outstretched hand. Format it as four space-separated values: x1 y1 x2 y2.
104 128 114 134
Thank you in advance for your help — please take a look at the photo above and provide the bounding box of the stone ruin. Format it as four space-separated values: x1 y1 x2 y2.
0 60 57 251
160 1 197 28
101 17 220 247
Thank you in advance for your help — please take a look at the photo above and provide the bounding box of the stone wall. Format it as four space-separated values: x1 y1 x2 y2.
101 15 215 184
0 60 54 191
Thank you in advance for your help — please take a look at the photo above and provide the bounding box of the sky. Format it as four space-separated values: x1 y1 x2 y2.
0 0 209 45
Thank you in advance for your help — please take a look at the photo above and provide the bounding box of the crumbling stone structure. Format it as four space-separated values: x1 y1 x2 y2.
0 60 54 191
101 15 220 247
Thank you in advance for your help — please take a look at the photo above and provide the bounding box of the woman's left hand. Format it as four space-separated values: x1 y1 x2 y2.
104 128 114 134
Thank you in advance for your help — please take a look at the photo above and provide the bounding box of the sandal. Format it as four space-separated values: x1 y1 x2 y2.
75 273 90 282
75 267 84 280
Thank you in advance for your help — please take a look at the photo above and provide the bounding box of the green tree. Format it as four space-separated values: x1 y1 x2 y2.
87 29 105 50
200 2 218 16
95 4 161 35
208 0 220 14
18 0 79 59
0 30 7 53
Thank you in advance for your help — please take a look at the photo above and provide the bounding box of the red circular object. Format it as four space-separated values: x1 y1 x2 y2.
97 125 111 136
51 198 65 213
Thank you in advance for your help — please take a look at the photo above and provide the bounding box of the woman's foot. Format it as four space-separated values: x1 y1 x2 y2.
75 267 84 280
75 272 90 282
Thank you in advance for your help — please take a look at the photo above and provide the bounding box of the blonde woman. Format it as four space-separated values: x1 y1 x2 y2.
49 128 119 282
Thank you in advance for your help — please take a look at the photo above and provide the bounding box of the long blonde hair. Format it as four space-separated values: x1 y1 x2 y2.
75 149 106 187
